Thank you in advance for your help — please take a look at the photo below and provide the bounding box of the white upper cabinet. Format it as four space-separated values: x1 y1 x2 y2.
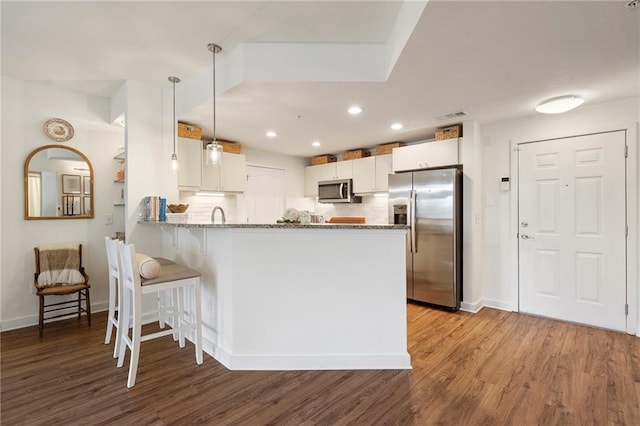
305 165 323 197
304 160 353 197
392 138 460 172
177 137 202 190
374 154 392 192
201 152 247 192
352 154 392 193
319 160 353 181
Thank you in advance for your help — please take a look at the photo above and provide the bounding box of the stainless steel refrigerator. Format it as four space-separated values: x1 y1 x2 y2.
388 167 462 309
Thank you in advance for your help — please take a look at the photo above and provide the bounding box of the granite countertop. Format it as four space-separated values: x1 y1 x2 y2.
139 221 408 230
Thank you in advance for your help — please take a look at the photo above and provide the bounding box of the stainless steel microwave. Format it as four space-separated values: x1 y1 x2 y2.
318 179 362 203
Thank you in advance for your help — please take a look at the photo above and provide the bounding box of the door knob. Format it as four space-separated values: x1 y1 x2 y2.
520 234 535 240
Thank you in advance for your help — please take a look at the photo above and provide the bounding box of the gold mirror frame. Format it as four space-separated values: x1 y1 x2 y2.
24 145 94 220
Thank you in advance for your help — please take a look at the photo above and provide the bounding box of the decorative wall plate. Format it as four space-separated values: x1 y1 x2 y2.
44 118 74 142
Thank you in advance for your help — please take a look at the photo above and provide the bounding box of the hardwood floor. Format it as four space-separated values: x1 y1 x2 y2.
2 304 639 425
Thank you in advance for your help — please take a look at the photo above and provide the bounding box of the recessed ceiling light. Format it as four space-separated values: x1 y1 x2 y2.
390 123 403 130
312 140 321 147
266 131 278 138
348 106 362 115
534 96 584 114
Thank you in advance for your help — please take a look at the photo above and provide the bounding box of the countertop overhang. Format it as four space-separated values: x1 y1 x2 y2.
139 221 408 230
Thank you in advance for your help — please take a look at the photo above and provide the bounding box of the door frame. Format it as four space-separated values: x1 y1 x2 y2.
509 123 638 335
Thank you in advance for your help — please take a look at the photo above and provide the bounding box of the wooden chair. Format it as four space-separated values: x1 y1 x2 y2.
33 243 91 338
116 243 202 388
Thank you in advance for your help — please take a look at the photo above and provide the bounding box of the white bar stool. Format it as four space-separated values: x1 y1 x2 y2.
116 243 203 388
104 237 176 358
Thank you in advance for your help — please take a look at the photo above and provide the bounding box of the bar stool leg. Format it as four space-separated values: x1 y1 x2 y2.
105 279 116 344
127 283 143 388
116 286 130 368
194 279 203 365
178 286 185 348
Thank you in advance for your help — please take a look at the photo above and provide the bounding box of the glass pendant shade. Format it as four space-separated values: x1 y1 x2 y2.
170 153 179 171
206 143 223 166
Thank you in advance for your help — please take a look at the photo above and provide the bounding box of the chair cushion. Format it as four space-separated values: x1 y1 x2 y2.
135 253 161 279
36 245 84 288
153 257 176 266
141 264 201 286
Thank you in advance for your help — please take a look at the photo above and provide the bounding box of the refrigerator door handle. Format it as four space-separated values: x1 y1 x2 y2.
410 189 417 253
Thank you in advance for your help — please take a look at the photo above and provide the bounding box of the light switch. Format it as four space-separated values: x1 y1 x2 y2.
501 177 510 191
105 214 113 225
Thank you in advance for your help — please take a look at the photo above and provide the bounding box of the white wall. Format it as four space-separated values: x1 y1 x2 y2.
1 77 124 330
480 97 640 316
121 80 174 254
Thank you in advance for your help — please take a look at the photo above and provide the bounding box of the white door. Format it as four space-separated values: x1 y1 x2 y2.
245 166 285 224
518 131 627 331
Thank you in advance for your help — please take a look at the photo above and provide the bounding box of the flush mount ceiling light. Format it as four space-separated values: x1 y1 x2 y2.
348 106 362 115
534 95 584 114
168 76 181 172
312 140 321 148
206 43 223 166
266 131 278 138
390 123 403 130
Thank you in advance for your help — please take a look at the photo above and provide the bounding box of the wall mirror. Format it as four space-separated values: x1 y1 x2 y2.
24 145 94 220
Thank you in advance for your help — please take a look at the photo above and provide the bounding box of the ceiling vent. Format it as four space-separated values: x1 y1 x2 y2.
626 0 639 10
436 111 469 121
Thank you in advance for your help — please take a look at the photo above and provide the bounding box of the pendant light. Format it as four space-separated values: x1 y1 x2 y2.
206 43 223 166
168 76 181 171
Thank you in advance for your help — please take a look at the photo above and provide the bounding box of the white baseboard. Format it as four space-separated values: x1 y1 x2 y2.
211 346 412 371
0 301 109 332
482 299 514 312
460 300 483 313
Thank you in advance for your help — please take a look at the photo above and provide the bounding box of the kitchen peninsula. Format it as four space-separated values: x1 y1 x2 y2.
141 221 411 370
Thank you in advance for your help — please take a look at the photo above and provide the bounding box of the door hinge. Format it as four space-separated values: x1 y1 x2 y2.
625 304 629 315
625 145 628 158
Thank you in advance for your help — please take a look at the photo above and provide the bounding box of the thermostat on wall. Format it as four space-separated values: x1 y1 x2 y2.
501 177 510 191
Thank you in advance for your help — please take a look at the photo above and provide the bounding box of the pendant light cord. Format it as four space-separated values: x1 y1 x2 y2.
168 76 180 157
172 78 177 154
212 45 217 145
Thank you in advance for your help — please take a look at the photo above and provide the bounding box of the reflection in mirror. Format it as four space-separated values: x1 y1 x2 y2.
24 145 94 220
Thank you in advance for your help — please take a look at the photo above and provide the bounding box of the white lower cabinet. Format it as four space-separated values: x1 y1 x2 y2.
177 137 202 190
392 138 460 172
201 152 247 192
352 154 392 193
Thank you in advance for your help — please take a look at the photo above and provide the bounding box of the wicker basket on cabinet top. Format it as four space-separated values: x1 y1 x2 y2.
342 149 372 161
435 125 462 141
178 123 203 140
375 142 403 155
216 140 242 154
311 154 337 165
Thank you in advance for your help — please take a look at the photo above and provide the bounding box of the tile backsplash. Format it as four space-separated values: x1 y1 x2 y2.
313 195 389 225
177 193 389 225
178 193 239 223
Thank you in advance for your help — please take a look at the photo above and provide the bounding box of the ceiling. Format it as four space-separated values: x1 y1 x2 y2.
2 1 639 158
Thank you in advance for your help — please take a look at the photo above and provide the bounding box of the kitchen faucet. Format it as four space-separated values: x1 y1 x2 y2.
211 206 226 224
